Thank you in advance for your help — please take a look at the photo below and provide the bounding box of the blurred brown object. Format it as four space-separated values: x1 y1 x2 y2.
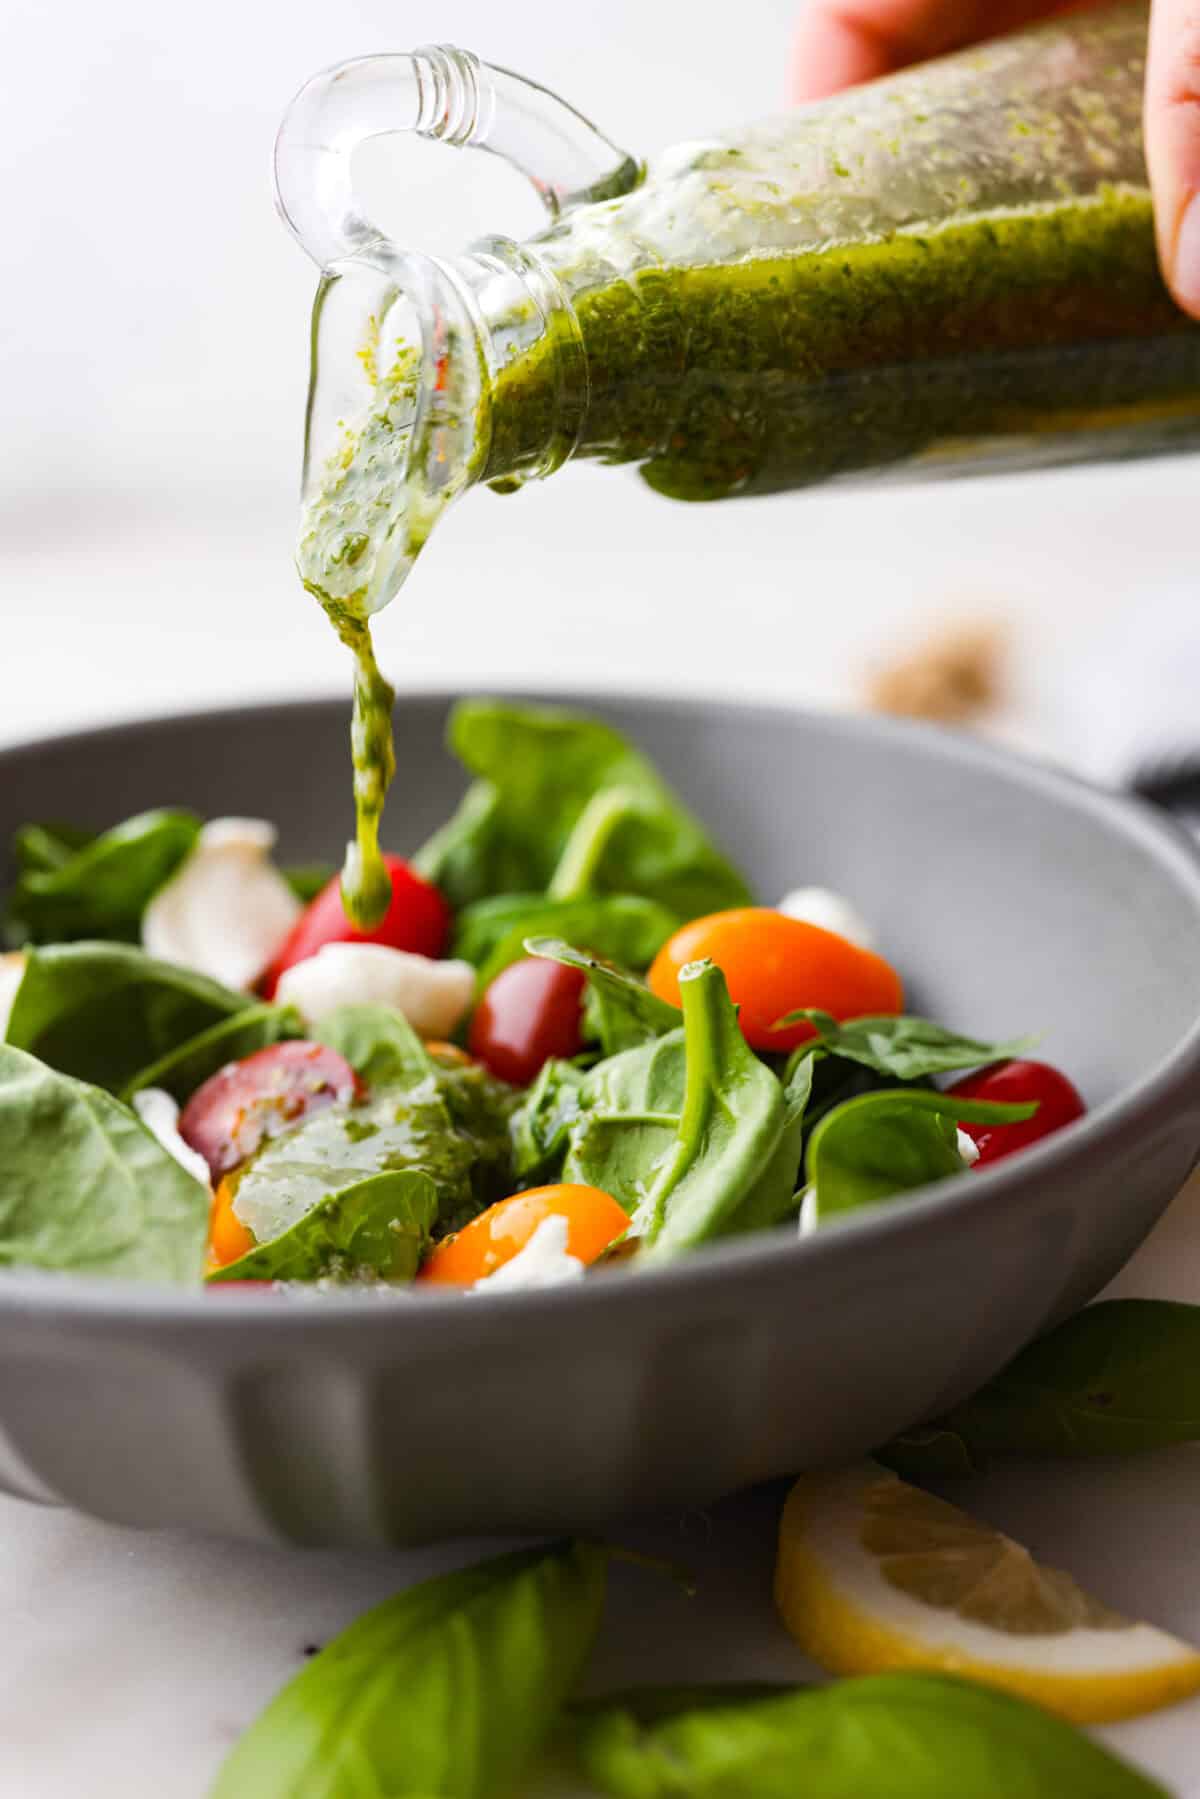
865 620 1007 725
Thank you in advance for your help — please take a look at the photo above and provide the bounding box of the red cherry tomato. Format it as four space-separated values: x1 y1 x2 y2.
468 959 585 1086
947 1059 1086 1165
179 1041 360 1181
648 908 903 1052
260 855 450 998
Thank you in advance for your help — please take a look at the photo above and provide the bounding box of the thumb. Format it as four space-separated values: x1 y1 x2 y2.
1145 0 1200 317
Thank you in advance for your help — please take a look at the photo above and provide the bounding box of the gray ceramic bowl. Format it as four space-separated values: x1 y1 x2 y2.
1 692 1199 1547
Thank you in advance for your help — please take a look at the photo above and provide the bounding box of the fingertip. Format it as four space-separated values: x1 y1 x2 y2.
1166 189 1200 320
789 10 893 103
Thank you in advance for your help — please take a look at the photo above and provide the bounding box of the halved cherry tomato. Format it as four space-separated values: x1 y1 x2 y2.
207 1176 254 1270
260 855 450 998
468 958 585 1086
417 1184 630 1286
648 908 903 1052
179 1040 360 1181
947 1059 1085 1165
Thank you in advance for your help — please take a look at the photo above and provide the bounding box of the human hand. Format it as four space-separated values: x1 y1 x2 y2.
790 0 1200 318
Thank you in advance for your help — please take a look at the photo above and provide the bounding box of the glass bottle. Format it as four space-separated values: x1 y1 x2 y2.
274 2 1200 926
276 1 1200 625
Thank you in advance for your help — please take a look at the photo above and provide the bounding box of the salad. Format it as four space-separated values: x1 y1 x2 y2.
0 699 1084 1290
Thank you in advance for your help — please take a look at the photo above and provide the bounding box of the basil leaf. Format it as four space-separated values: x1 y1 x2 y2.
212 1539 608 1799
510 1061 589 1188
119 1002 304 1104
209 1168 437 1284
528 938 682 1055
783 1010 1035 1081
5 810 201 946
889 1299 1200 1470
572 1673 1162 1798
454 893 678 986
571 1684 800 1725
314 1003 435 1087
0 1044 208 1283
5 943 255 1094
875 1424 983 1481
413 700 751 918
806 1090 1036 1223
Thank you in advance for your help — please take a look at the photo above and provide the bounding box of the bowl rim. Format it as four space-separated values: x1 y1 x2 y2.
2 685 1199 1335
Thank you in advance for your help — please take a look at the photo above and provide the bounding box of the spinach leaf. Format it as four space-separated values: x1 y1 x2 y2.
528 938 682 1055
4 943 253 1095
10 821 95 874
806 1090 1036 1224
571 1673 1161 1798
454 893 678 987
0 1044 208 1283
636 961 796 1254
884 1299 1200 1473
433 1058 521 1218
212 1540 608 1799
281 861 335 904
119 1002 304 1105
314 1003 435 1087
511 1059 590 1183
413 699 751 918
209 1168 437 1284
803 1055 922 1133
564 1028 687 1212
5 810 201 946
732 1052 815 1236
314 1006 517 1219
224 1066 500 1252
783 1011 1035 1081
564 962 801 1255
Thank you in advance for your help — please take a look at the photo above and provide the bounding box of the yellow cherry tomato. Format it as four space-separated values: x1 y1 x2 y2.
648 907 903 1051
417 1184 630 1286
207 1177 254 1271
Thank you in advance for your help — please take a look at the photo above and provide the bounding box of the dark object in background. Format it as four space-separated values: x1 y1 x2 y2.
1132 758 1200 840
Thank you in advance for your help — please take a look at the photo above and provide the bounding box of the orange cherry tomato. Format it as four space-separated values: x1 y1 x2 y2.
423 1040 474 1068
648 907 903 1052
207 1177 254 1271
417 1184 630 1286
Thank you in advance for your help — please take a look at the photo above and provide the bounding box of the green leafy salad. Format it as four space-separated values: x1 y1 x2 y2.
0 698 1078 1291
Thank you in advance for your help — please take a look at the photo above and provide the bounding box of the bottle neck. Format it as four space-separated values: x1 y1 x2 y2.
452 236 589 491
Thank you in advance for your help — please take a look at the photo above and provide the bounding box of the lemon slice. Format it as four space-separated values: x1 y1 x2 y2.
775 1460 1200 1723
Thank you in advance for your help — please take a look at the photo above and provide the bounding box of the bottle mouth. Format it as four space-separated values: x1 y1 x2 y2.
296 249 486 618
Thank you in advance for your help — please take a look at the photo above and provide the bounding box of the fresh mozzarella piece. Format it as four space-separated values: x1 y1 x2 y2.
142 817 301 991
132 1087 212 1190
0 953 26 1041
956 1128 981 1167
796 1185 818 1237
472 1214 585 1293
276 943 475 1038
776 886 876 951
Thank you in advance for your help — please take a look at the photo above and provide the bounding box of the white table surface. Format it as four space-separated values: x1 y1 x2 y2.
3 456 1200 1796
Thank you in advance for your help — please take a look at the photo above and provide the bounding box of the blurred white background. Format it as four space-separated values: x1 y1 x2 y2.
1 0 1196 768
